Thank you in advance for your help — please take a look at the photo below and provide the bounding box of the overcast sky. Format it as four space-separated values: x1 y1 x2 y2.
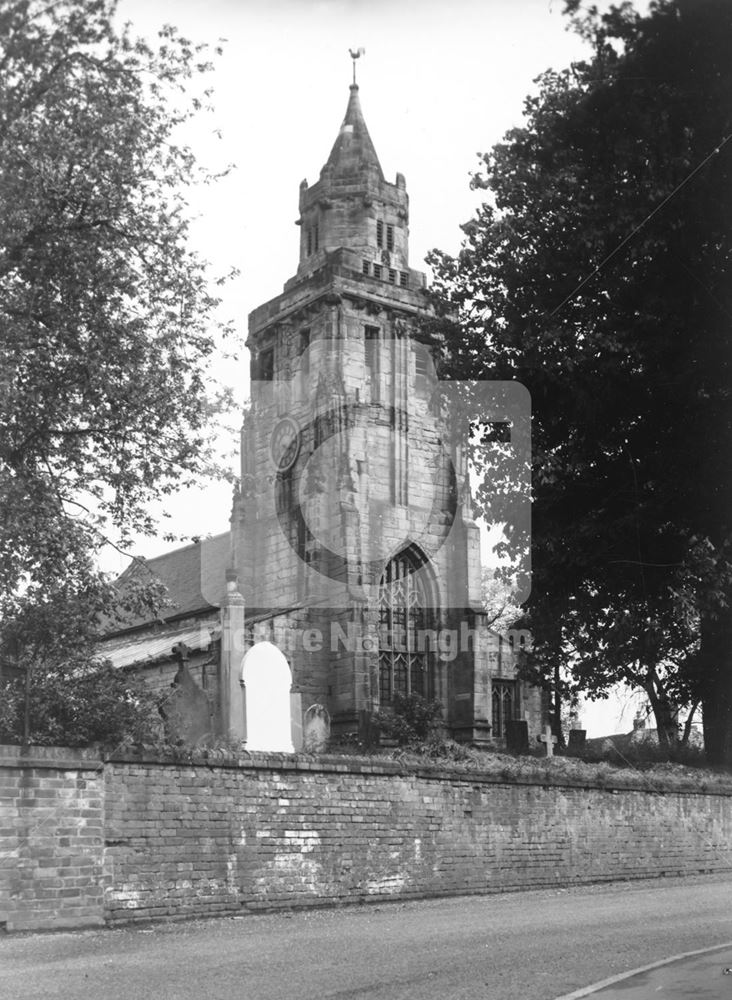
111 0 653 735
113 0 617 544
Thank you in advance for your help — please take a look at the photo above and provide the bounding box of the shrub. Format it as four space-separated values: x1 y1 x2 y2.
373 693 444 746
0 661 162 749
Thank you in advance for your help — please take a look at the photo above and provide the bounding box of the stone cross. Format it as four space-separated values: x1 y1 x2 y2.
538 725 558 757
172 641 190 665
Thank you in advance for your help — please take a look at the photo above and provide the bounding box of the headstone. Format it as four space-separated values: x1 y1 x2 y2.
538 724 558 757
241 641 294 752
160 642 212 746
505 719 530 753
359 709 379 747
568 728 587 750
303 704 331 753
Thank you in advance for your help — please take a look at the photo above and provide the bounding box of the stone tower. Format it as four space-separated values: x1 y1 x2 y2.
225 80 536 745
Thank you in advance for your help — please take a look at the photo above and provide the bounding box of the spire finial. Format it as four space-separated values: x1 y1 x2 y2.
349 47 365 86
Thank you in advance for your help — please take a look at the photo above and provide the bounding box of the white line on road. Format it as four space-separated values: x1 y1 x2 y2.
553 940 732 999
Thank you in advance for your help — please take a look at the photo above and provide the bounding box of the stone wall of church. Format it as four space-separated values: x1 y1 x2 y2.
2 747 731 931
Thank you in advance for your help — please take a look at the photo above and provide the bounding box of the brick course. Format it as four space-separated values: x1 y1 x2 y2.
0 746 106 931
2 746 731 930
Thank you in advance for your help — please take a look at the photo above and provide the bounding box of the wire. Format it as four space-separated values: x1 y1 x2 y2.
550 133 732 318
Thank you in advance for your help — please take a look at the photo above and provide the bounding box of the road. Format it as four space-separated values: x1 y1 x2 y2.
1 874 731 1000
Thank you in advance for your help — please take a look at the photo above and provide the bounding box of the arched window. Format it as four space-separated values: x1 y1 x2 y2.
378 548 433 703
491 680 518 738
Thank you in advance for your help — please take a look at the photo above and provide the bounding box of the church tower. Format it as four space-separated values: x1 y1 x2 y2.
227 74 539 745
101 69 543 750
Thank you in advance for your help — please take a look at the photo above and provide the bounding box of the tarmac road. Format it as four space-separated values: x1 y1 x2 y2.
1 873 731 1000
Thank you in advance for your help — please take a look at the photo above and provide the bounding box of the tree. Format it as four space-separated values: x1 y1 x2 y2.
0 527 166 746
429 1 732 760
564 586 700 749
0 0 235 745
0 0 234 611
481 569 523 635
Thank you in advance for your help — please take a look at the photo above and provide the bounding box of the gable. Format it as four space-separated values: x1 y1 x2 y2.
109 532 230 636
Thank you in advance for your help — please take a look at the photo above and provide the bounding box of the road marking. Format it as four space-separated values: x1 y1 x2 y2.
553 940 732 999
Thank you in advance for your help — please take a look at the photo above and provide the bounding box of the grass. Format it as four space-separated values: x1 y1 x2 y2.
325 734 732 794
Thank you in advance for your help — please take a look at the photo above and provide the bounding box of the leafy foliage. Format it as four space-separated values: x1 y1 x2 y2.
0 0 235 746
429 0 732 758
374 693 444 746
481 570 523 635
0 537 166 746
0 661 161 748
0 0 235 612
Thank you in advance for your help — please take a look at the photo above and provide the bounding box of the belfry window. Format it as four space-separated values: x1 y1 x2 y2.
376 220 384 248
386 224 394 252
306 223 319 256
415 346 431 380
378 549 433 704
492 680 518 738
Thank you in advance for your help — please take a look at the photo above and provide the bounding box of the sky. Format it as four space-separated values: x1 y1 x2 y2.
110 0 655 736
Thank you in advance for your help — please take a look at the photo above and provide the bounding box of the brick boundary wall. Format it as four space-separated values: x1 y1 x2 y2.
0 746 105 931
2 746 732 930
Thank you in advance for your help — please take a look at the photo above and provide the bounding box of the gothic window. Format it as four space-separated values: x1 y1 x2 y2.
386 224 394 252
373 263 382 280
378 549 433 704
388 268 396 285
492 679 518 738
400 271 408 288
376 220 384 248
362 259 370 275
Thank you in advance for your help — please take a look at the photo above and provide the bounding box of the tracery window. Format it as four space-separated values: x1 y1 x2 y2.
378 549 433 703
492 679 518 738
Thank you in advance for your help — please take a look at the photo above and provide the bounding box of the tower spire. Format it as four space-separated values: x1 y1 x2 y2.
324 66 383 180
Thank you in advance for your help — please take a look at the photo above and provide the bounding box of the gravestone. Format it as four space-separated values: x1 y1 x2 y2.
568 728 587 750
505 719 530 753
160 642 212 745
241 641 294 752
303 704 330 753
538 724 558 757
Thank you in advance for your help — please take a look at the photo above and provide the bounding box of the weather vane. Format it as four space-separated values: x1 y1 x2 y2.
349 47 365 85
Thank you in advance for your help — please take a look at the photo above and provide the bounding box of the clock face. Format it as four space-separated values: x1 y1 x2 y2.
270 417 301 472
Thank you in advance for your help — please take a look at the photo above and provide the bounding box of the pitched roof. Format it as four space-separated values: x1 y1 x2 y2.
325 84 383 179
103 618 219 669
109 532 230 635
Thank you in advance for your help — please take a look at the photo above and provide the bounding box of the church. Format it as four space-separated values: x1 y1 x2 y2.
101 72 544 749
